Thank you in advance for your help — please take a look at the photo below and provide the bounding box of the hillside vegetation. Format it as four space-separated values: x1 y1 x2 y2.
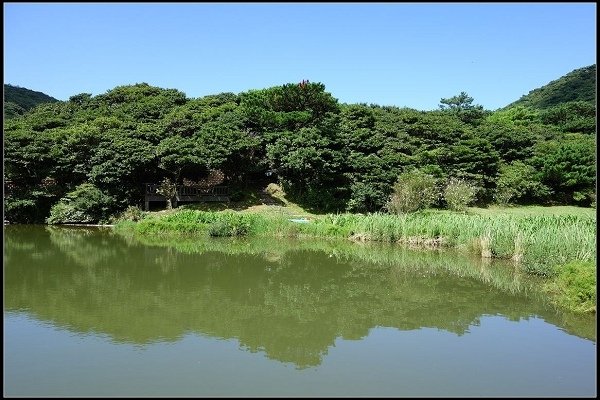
4 65 596 225
505 64 595 110
4 84 59 119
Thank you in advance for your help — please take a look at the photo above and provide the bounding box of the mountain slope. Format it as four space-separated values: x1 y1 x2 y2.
505 64 596 110
4 84 59 118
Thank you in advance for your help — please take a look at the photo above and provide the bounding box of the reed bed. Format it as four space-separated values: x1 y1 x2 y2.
115 209 596 278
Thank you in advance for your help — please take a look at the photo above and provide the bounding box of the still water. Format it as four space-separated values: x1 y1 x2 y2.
4 225 596 397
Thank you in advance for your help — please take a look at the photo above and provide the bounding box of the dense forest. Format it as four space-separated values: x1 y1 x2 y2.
506 64 596 109
4 84 59 119
3 65 596 223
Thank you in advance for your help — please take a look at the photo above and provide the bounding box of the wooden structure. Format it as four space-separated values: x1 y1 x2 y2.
144 183 229 210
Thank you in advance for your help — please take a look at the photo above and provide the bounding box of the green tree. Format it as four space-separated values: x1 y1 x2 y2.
530 134 596 205
494 161 551 205
443 178 478 212
89 133 157 209
4 126 61 223
387 169 439 214
540 101 596 135
46 183 115 224
478 121 540 163
267 122 347 211
155 135 206 181
439 91 486 125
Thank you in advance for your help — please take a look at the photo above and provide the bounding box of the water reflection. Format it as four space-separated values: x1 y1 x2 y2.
4 225 596 369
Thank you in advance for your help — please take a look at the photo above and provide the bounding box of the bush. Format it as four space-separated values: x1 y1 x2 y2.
208 219 250 237
547 261 596 313
112 205 147 223
265 183 285 197
443 178 477 212
387 169 438 214
46 183 115 224
4 198 41 224
494 161 550 205
346 181 387 213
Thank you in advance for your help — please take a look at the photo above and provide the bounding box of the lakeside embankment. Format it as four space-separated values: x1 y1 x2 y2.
114 206 596 314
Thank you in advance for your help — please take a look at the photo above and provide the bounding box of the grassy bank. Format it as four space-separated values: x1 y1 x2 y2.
114 206 596 313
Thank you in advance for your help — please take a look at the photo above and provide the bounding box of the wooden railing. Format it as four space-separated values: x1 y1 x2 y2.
145 183 229 197
144 183 229 210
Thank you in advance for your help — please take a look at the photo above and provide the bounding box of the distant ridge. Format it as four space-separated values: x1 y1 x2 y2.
4 84 59 118
504 64 596 110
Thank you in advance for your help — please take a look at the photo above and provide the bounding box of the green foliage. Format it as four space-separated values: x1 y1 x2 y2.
4 101 27 119
3 70 597 223
494 161 551 205
112 205 147 222
443 178 477 212
506 64 596 109
485 106 541 125
531 134 596 205
4 199 43 224
267 123 348 211
4 128 56 184
240 81 339 134
540 101 596 134
208 219 250 237
439 91 486 125
116 207 596 291
156 178 178 209
46 183 115 224
346 180 389 213
439 137 500 201
478 119 541 163
439 91 476 111
89 133 157 207
547 261 596 313
387 169 439 214
4 84 59 119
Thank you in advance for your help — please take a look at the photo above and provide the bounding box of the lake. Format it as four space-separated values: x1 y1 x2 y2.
4 225 596 397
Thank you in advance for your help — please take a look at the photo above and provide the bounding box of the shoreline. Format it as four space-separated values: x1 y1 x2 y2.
111 208 596 314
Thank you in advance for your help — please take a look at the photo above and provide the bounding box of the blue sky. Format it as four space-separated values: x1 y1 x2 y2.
4 3 596 110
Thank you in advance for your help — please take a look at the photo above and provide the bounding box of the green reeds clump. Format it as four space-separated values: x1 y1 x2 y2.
208 217 250 237
115 209 596 276
115 210 271 237
114 208 595 313
544 261 596 313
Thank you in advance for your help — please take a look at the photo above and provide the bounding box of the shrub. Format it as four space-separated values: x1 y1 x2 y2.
547 261 596 313
387 169 438 214
265 183 285 197
494 161 551 205
208 219 250 237
346 181 387 213
443 178 477 212
46 183 115 224
4 199 41 224
113 205 147 222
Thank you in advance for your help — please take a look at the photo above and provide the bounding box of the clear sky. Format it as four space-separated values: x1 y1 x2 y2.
3 2 596 111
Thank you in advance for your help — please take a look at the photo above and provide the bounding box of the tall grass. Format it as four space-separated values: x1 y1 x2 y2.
115 209 596 278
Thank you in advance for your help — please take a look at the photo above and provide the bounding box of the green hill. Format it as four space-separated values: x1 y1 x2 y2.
505 64 596 110
4 84 59 118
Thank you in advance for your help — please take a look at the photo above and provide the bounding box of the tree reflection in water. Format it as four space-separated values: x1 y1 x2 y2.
4 225 596 369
